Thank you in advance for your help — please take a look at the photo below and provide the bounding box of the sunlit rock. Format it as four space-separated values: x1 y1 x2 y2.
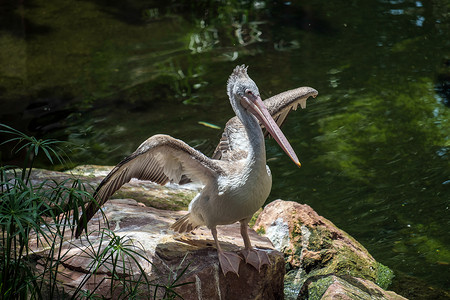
29 166 285 299
298 275 407 300
253 200 403 299
26 166 408 299
41 198 284 299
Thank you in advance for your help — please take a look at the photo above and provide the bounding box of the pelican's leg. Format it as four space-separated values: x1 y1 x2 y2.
239 220 270 272
211 226 242 276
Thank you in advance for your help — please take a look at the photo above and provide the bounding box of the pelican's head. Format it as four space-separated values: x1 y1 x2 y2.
227 65 301 167
227 65 260 103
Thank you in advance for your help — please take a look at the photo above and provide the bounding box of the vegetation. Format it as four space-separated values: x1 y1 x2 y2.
0 124 191 299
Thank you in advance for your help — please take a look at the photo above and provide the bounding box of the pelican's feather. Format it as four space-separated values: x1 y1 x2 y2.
75 134 224 237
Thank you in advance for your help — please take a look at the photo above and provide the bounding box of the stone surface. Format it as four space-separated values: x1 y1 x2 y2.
298 275 407 300
254 200 381 279
25 166 408 299
253 200 402 300
28 167 285 299
19 166 197 211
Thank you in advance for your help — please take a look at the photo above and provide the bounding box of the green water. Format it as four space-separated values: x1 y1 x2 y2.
1 0 449 297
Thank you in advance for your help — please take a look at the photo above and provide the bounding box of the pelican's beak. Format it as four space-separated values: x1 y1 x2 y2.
241 94 301 167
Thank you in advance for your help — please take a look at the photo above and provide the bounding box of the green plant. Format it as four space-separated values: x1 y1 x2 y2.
152 254 194 300
0 124 93 298
0 124 193 299
72 229 153 299
0 124 67 185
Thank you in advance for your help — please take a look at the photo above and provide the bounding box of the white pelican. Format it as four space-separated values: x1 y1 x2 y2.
75 65 318 276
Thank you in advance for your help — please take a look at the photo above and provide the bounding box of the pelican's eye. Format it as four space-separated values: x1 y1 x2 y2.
245 89 253 96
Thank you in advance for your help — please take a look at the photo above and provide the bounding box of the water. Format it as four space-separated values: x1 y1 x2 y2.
1 0 449 296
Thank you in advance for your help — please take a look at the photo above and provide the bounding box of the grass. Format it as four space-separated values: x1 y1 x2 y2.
0 124 192 299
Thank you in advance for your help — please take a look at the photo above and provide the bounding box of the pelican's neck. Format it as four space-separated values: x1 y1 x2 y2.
234 104 266 168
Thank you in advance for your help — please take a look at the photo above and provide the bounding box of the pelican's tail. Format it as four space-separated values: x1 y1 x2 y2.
171 213 199 233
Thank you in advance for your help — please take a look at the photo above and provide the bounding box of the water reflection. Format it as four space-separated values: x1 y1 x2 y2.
189 25 219 54
0 0 449 295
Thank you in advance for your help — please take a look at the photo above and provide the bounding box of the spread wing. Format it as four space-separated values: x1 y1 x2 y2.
75 134 224 237
212 86 318 160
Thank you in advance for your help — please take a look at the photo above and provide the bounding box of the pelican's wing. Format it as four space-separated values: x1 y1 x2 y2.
212 87 318 160
261 86 318 137
75 134 224 237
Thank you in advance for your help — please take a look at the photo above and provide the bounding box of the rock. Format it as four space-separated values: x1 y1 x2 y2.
66 165 199 211
298 275 407 300
24 166 407 299
253 200 382 279
253 200 401 299
65 164 114 177
27 167 285 299
17 166 197 211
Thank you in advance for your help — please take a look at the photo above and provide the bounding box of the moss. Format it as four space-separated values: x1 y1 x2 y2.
248 208 262 227
256 226 266 235
171 191 196 205
306 276 334 299
290 221 379 282
375 262 394 290
112 189 196 211
308 226 333 252
302 240 378 282
290 221 304 239
328 247 378 281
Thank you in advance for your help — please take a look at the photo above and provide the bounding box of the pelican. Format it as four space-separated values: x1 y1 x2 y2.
75 65 318 276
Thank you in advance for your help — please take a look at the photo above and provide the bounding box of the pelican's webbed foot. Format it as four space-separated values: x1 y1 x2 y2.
240 248 270 272
218 251 242 276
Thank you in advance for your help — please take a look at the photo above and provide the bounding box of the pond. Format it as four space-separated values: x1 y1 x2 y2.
1 0 449 297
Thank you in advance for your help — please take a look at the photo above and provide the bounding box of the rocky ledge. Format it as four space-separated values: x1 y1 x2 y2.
27 165 406 299
254 200 406 300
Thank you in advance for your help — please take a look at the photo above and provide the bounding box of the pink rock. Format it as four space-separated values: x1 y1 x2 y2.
30 192 285 299
254 200 406 299
254 200 379 280
300 275 407 300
